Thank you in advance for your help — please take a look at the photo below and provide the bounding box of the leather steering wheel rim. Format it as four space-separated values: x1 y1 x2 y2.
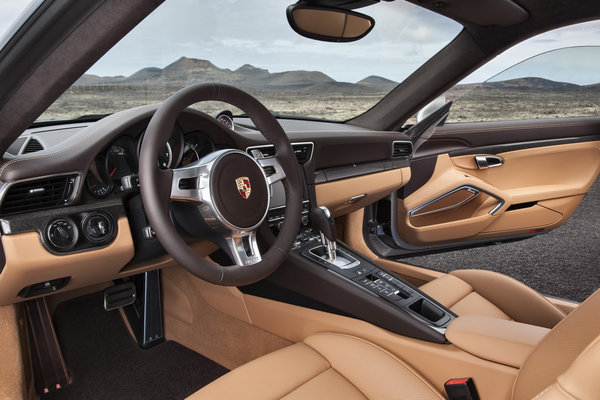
139 83 303 286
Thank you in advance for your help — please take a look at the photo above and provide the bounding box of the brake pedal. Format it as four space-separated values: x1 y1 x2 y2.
103 281 136 311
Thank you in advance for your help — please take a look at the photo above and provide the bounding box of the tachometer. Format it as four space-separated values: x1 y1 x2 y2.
181 132 214 166
137 124 183 170
158 142 173 169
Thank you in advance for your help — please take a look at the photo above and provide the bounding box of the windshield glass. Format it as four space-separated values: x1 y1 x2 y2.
38 0 462 122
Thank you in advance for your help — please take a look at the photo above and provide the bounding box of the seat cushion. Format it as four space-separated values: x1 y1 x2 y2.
187 332 444 400
419 269 566 328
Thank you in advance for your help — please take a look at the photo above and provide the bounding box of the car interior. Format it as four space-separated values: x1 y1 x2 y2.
0 0 599 399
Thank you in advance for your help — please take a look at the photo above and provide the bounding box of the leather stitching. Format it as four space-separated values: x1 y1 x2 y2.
280 368 368 400
0 107 141 179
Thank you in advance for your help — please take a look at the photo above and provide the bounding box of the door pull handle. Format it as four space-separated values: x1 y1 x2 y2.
475 155 504 169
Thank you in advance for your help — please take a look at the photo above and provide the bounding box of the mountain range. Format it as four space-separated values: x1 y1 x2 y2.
75 57 600 94
74 57 399 93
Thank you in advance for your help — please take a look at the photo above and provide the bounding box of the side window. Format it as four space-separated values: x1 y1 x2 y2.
443 20 600 124
446 46 600 124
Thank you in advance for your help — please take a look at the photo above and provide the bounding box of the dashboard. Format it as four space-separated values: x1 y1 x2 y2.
0 104 412 305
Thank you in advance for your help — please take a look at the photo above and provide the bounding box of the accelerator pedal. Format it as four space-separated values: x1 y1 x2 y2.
103 281 136 311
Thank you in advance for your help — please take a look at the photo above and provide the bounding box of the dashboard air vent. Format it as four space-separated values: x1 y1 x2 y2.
392 141 413 158
1 175 78 214
292 143 313 164
23 138 44 154
248 142 313 164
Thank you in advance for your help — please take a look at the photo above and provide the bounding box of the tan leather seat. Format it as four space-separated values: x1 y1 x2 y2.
188 289 600 400
189 332 444 400
419 269 566 328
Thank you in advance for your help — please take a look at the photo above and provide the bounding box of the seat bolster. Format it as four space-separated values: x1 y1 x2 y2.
187 342 330 400
419 274 473 308
305 332 445 400
450 269 566 328
534 334 600 400
513 289 600 400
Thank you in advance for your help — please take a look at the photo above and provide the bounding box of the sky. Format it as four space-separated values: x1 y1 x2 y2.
2 0 600 85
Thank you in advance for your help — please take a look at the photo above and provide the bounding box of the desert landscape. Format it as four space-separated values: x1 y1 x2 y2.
39 57 600 123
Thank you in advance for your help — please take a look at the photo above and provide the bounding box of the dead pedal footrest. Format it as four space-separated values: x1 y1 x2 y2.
25 297 70 394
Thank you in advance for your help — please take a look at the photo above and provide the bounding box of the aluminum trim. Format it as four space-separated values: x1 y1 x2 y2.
409 187 480 218
407 184 505 218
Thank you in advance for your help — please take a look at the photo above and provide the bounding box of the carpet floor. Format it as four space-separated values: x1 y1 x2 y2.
42 293 228 400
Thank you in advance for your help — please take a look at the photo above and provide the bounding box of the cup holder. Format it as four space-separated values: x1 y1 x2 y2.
409 298 445 323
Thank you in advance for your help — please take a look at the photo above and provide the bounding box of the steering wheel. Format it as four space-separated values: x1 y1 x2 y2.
139 84 302 286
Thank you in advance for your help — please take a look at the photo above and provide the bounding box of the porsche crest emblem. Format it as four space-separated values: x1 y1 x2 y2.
235 176 251 199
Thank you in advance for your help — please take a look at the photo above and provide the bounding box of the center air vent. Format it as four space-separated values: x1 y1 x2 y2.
248 142 313 164
23 138 44 154
392 141 413 158
0 174 79 215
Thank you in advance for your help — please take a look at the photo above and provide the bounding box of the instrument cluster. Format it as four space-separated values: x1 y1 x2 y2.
85 125 214 199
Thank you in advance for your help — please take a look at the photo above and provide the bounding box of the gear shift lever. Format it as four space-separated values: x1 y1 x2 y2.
311 206 337 261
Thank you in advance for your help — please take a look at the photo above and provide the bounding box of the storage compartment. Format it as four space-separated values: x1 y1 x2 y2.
409 298 445 323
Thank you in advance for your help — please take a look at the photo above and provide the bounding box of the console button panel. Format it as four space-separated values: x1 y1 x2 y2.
298 237 453 328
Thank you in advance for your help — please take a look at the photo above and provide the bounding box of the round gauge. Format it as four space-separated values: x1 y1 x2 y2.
217 114 234 130
86 157 113 198
180 132 214 166
105 144 133 183
137 125 183 170
158 142 173 169
86 171 113 198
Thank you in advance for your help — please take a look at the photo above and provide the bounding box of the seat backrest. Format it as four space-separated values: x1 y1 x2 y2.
513 289 600 400
534 333 600 399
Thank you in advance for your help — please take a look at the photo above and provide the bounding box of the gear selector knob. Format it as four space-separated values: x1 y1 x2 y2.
311 206 337 261
311 206 337 242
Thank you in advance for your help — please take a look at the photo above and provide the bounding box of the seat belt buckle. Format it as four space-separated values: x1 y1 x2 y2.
444 378 480 400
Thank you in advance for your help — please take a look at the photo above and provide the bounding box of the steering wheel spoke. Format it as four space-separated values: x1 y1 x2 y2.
224 230 262 266
170 162 208 203
257 157 286 185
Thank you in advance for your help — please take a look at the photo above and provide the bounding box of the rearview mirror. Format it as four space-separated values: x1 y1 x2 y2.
286 4 375 42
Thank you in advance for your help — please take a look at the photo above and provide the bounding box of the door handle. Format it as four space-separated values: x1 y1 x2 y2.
475 155 504 169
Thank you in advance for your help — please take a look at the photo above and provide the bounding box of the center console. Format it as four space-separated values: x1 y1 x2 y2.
244 144 455 343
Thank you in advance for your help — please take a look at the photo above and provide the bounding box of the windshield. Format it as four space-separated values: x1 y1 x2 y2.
38 0 462 122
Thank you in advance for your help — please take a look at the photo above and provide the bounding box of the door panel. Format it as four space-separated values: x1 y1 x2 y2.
396 141 600 246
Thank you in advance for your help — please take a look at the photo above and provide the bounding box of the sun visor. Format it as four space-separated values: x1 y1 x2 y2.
407 0 529 27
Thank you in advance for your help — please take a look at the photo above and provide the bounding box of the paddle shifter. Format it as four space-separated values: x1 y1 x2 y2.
310 206 338 261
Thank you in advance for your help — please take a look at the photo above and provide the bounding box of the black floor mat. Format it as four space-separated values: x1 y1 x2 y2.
42 293 228 400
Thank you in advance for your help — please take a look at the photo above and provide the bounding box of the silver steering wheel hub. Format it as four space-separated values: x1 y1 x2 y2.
170 149 286 266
